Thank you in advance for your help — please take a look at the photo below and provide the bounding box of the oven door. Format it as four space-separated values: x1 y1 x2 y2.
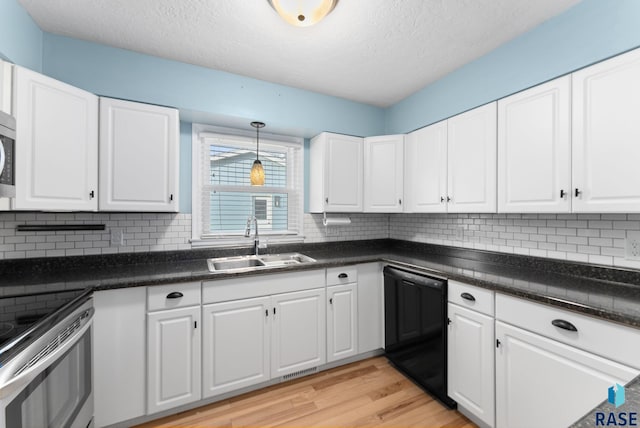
0 299 93 428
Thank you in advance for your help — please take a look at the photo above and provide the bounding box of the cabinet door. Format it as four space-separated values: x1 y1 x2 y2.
495 321 638 428
0 59 11 114
447 303 494 428
327 283 357 362
364 135 404 212
0 61 11 211
447 103 497 213
147 306 201 414
498 76 571 213
14 66 98 210
357 263 383 353
271 288 326 377
202 297 270 398
99 97 179 212
572 48 640 212
326 133 363 212
93 288 146 427
309 133 363 213
404 122 447 213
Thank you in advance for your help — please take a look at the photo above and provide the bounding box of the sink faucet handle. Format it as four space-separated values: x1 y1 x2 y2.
244 217 252 237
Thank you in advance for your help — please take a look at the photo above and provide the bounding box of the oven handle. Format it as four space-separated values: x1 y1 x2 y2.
0 312 93 400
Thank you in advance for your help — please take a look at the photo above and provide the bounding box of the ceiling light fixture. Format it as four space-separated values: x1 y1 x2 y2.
268 0 338 27
250 121 266 186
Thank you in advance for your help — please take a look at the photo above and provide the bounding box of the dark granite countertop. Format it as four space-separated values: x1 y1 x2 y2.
571 375 640 427
1 239 639 328
3 239 638 425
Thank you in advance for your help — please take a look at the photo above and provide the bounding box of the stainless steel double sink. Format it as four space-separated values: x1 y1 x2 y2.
206 253 316 273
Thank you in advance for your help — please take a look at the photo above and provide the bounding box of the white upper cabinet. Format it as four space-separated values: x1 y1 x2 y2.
404 121 448 213
14 66 98 211
498 76 571 213
0 60 13 211
99 97 179 212
572 48 640 212
0 60 12 115
363 134 404 212
447 103 497 213
309 132 363 213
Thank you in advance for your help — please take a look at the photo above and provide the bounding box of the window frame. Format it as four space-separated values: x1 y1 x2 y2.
191 123 304 247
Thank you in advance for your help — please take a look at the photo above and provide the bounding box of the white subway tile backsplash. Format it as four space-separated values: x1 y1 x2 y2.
0 211 391 259
1 210 639 271
390 213 640 269
0 212 193 259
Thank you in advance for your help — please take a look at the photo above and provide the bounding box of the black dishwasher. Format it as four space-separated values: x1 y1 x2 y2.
384 266 456 408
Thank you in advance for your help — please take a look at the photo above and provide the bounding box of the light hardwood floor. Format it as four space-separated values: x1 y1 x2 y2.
135 357 477 428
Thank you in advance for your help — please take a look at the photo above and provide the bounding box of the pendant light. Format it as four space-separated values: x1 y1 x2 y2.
268 0 338 27
250 121 266 186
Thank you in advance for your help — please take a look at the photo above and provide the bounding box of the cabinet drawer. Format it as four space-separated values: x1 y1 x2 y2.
203 269 325 304
326 266 358 286
147 282 201 311
496 293 640 369
448 280 494 316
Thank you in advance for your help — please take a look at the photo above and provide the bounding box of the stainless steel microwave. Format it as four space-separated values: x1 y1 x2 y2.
0 110 15 198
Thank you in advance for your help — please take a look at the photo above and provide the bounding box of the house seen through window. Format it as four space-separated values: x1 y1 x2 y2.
192 126 303 244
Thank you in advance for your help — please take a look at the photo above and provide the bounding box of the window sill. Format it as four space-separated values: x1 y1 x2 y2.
190 235 305 249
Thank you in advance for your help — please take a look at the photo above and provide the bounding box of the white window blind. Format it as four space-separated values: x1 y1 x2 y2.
192 126 303 244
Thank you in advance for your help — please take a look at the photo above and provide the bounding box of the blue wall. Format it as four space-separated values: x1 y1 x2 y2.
0 0 43 71
179 122 192 213
385 0 640 134
41 34 385 139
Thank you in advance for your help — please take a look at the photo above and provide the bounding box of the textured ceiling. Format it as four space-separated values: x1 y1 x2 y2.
19 0 580 107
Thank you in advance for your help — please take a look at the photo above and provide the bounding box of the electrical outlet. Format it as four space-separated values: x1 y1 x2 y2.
625 231 640 260
325 226 339 237
110 228 124 246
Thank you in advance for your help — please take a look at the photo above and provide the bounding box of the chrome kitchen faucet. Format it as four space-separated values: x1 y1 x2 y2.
244 216 260 255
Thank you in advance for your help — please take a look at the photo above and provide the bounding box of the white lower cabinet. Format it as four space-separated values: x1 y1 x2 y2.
147 305 201 414
447 303 495 428
93 288 147 428
327 283 358 362
95 266 380 425
447 281 495 428
201 284 327 398
202 297 271 398
495 294 640 428
495 321 638 428
271 288 327 377
357 263 383 353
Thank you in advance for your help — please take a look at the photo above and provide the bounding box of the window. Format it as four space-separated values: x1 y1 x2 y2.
192 124 304 246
